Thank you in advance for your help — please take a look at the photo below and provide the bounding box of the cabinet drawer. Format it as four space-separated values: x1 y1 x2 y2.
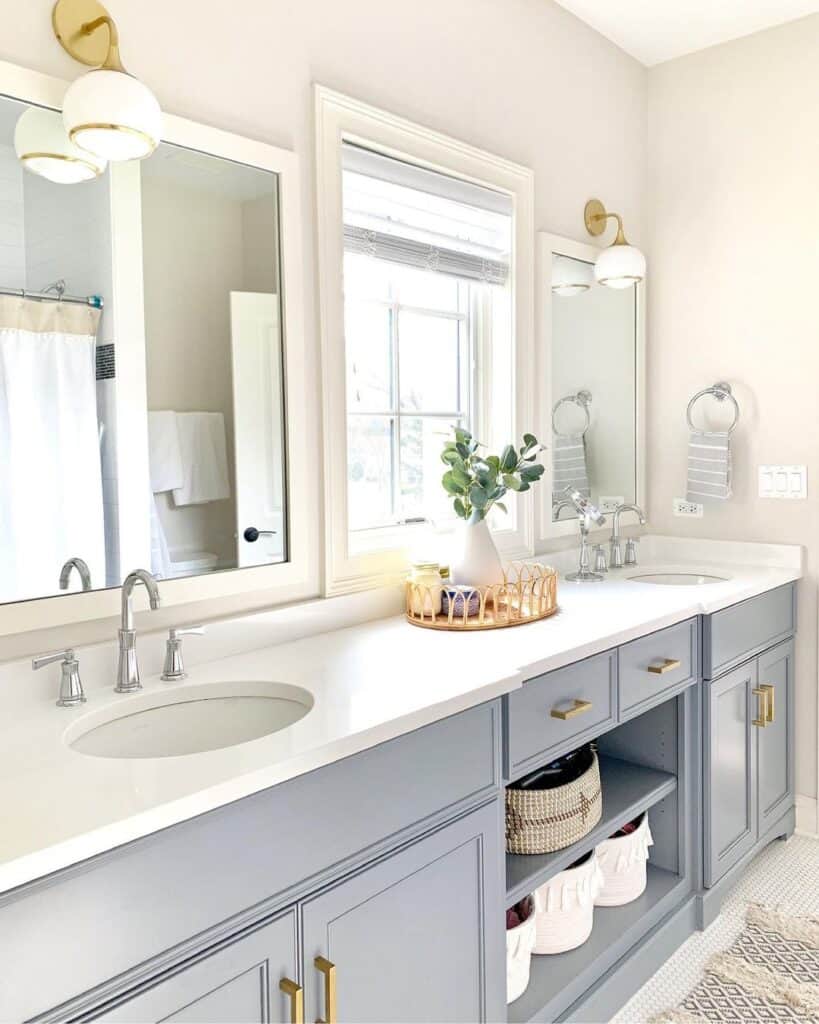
704 584 796 679
506 651 617 779
618 619 698 718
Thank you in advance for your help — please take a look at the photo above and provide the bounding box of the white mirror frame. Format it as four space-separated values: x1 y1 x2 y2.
315 86 536 596
535 230 646 545
0 59 310 637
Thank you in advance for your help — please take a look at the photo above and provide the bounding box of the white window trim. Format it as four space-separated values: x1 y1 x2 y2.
535 231 647 546
315 86 535 596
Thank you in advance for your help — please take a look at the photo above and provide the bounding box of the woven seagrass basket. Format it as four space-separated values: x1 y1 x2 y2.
505 752 602 855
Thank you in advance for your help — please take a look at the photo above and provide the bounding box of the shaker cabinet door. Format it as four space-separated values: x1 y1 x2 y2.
301 801 504 1024
757 640 794 834
704 663 758 886
94 909 299 1023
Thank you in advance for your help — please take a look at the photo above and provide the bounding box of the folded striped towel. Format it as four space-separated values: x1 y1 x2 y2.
686 430 732 502
553 432 590 503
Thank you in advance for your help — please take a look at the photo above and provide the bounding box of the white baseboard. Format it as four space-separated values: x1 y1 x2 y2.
796 794 818 836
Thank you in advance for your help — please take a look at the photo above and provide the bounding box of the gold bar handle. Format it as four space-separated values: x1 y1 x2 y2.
761 683 775 723
550 699 593 720
279 978 304 1024
647 658 682 675
314 956 337 1024
752 687 769 727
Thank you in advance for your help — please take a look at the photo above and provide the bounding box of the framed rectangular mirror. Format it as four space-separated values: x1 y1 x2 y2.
536 231 645 543
0 60 308 636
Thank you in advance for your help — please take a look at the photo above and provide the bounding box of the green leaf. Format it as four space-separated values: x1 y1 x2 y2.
442 471 467 495
523 432 538 449
451 465 471 489
494 501 508 515
454 427 473 446
469 484 489 509
455 442 471 459
500 444 518 472
453 497 467 519
486 455 501 471
520 464 545 482
441 448 461 466
503 473 524 491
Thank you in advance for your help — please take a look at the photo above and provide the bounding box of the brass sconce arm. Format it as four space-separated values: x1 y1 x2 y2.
81 14 126 72
584 199 629 245
52 0 130 73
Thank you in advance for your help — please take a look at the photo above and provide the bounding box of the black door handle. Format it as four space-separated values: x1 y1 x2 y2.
243 527 277 543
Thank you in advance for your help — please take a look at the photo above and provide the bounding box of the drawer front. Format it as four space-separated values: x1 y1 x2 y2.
704 584 796 679
618 618 698 718
507 651 617 779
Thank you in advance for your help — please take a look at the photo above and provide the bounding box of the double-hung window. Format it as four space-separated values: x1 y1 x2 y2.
342 143 513 551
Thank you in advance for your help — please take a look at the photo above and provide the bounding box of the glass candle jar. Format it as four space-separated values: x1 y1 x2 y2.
408 562 444 616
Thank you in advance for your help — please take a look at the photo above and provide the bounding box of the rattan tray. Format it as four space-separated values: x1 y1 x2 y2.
406 562 558 631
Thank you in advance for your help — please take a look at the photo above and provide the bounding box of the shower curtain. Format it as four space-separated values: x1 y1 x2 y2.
0 296 105 602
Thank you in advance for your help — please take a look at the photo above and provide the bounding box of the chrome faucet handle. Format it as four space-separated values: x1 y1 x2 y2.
161 626 205 682
593 545 608 574
610 537 624 569
32 648 86 708
624 537 639 566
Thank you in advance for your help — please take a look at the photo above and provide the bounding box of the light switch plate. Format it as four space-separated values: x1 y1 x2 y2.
758 465 807 499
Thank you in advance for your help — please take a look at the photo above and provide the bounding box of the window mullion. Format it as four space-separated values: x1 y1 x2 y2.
391 300 401 523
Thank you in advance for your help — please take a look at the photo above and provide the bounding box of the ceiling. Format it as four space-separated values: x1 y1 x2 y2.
552 0 819 65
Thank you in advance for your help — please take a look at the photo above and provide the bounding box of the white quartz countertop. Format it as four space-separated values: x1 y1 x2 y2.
0 536 802 895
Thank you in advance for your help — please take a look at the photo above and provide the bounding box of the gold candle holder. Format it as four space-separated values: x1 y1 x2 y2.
405 562 558 631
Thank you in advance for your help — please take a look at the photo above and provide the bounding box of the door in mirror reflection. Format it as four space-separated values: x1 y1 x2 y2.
0 90 288 606
551 253 637 521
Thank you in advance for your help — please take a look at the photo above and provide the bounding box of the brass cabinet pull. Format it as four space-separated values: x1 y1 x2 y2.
315 956 337 1024
550 699 593 720
279 978 304 1024
761 683 775 723
752 687 769 728
647 658 682 675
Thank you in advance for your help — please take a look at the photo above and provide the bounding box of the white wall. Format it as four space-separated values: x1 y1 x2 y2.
646 15 819 801
0 0 647 656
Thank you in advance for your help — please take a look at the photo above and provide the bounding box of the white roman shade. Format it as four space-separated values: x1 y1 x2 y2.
342 142 512 286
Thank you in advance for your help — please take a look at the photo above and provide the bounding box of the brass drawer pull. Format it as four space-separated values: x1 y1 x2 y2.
647 658 682 675
550 699 593 720
752 687 769 728
315 956 337 1024
761 683 775 723
279 978 304 1024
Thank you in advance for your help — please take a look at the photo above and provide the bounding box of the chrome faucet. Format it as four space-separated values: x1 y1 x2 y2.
610 504 646 568
59 557 92 592
115 569 161 694
558 488 608 582
553 499 578 521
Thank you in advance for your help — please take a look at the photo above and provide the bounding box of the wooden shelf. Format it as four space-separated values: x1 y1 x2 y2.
508 864 685 1023
505 756 677 906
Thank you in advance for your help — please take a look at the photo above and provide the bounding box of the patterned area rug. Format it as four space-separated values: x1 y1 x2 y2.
653 905 819 1023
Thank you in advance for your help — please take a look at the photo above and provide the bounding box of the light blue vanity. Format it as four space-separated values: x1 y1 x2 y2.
0 581 795 1024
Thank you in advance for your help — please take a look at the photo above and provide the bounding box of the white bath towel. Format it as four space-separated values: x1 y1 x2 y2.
149 492 171 579
686 430 732 502
147 411 184 493
172 412 231 506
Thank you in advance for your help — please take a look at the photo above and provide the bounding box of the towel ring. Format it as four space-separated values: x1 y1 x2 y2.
686 381 740 436
552 390 592 437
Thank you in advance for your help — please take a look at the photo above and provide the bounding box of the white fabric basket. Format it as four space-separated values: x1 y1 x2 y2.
595 812 653 907
532 852 603 955
506 899 536 1003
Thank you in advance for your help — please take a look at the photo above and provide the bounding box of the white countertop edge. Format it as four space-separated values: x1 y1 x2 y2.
0 670 522 895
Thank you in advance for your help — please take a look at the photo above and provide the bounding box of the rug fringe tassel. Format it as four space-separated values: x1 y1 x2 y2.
708 951 819 1016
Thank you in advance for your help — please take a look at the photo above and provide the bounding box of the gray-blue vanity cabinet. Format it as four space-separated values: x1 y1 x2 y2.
704 661 758 886
301 800 504 1024
702 583 796 679
704 638 794 887
757 639 794 835
89 909 299 1023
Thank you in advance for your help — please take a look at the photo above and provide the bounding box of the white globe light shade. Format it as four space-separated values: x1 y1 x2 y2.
14 106 106 184
552 255 593 297
594 243 646 289
62 68 162 161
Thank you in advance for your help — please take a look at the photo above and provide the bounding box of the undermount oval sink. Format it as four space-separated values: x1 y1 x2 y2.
65 681 314 759
628 572 729 586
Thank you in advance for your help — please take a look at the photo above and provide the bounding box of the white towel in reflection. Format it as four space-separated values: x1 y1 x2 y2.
172 412 230 506
149 493 171 578
552 432 590 502
148 410 184 493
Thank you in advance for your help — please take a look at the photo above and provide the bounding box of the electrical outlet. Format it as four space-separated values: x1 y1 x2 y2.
599 495 625 513
673 498 704 518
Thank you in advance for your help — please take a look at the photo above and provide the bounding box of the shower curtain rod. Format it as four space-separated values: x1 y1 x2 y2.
0 279 104 309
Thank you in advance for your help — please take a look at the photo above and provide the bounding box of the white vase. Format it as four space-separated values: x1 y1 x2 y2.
449 517 505 586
